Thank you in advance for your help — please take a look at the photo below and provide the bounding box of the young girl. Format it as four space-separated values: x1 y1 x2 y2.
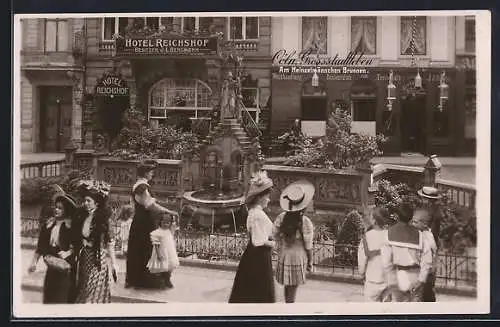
116 205 134 254
149 213 180 288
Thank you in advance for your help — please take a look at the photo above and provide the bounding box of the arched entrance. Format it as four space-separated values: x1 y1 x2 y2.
399 79 427 153
148 78 212 130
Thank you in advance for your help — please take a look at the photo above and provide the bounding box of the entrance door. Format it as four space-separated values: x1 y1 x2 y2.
39 86 73 152
400 96 426 153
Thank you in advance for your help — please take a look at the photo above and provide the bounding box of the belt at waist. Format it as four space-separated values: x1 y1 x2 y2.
396 265 419 271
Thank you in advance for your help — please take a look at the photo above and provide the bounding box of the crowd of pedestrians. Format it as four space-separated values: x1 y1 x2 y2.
28 160 443 304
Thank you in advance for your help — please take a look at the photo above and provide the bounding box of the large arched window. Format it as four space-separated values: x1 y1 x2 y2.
148 78 212 121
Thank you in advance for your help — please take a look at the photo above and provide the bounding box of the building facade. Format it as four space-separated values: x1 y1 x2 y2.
19 16 273 153
18 14 476 156
270 15 476 156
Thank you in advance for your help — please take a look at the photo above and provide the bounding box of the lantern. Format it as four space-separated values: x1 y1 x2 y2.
439 71 449 100
312 70 319 87
387 71 396 100
415 71 422 88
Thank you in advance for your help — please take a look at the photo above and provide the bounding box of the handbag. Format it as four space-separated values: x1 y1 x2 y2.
43 254 71 271
147 244 169 273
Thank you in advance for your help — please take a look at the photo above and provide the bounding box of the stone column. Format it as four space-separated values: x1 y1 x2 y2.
424 154 442 187
71 72 84 149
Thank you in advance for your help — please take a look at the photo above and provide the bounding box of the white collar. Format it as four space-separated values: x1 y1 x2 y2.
133 178 150 191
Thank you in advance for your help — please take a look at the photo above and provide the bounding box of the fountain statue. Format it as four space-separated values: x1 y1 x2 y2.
180 57 261 234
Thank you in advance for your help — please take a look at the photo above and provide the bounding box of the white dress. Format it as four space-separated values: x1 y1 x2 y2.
150 228 180 272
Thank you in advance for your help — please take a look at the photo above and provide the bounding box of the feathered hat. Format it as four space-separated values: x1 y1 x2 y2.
245 170 273 204
77 179 111 201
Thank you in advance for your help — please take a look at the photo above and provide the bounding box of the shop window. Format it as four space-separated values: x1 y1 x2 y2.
302 17 328 54
465 16 476 53
433 107 449 137
148 78 212 120
464 92 476 139
44 19 68 52
102 17 129 40
228 17 259 40
351 99 376 122
400 16 426 55
351 17 377 55
301 97 328 121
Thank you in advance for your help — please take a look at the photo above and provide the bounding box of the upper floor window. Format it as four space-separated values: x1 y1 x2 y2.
181 17 214 33
400 16 427 55
102 17 129 41
465 16 476 53
44 19 68 52
228 17 259 40
351 17 377 55
302 17 328 54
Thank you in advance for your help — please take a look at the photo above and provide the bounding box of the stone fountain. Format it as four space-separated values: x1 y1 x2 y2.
180 63 261 234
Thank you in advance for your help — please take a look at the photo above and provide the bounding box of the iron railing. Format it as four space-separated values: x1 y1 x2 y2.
20 159 65 180
20 217 476 291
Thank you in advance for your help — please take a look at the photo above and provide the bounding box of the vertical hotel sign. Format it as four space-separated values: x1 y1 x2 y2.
116 36 218 56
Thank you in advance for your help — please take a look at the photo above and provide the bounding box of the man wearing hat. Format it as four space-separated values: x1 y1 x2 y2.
381 203 434 302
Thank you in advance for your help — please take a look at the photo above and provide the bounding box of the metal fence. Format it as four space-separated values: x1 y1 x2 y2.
20 216 476 291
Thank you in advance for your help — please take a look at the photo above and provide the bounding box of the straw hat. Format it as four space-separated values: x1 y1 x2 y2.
279 179 315 212
245 171 273 204
417 186 442 200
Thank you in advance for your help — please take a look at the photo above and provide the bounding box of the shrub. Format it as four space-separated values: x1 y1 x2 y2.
20 168 93 205
374 179 477 253
281 110 386 170
110 108 201 160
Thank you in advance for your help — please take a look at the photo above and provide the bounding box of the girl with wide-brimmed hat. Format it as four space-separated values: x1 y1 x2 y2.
229 170 276 303
273 179 316 303
28 187 78 304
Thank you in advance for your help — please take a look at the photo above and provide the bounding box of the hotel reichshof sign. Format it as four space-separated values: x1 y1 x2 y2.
115 36 218 56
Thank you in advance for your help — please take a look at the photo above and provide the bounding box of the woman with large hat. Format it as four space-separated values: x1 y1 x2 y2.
28 187 77 303
126 159 179 289
229 170 276 303
72 179 118 303
273 180 315 303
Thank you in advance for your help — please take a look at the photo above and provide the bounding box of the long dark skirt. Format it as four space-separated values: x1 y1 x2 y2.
43 267 72 304
125 217 162 289
74 247 111 303
229 243 276 303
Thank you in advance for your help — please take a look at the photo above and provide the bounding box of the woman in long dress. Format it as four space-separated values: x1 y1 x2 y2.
125 159 178 289
229 171 276 303
72 180 118 303
274 180 315 303
28 190 77 303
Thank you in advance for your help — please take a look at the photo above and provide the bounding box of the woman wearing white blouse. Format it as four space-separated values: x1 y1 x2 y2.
229 171 276 303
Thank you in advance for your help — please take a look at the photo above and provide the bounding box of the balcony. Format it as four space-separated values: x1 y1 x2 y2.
227 39 259 52
21 51 81 71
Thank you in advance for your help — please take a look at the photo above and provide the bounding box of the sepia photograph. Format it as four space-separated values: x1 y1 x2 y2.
12 10 490 317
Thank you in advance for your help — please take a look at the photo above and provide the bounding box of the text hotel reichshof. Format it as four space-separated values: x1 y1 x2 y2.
125 38 210 48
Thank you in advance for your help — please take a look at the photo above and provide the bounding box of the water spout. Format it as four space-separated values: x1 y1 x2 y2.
231 209 237 235
211 209 215 235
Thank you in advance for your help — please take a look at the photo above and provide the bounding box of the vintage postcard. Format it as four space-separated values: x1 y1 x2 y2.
12 10 490 318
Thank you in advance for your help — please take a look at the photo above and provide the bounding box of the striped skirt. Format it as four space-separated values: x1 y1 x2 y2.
74 247 111 304
275 243 308 286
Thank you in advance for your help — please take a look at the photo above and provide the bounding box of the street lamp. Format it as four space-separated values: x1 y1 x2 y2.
438 71 449 112
386 70 396 111
312 69 319 87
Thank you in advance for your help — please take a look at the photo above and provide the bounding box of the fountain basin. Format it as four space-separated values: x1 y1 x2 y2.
182 190 245 216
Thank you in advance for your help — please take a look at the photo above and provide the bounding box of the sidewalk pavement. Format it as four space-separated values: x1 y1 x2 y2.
20 248 468 304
